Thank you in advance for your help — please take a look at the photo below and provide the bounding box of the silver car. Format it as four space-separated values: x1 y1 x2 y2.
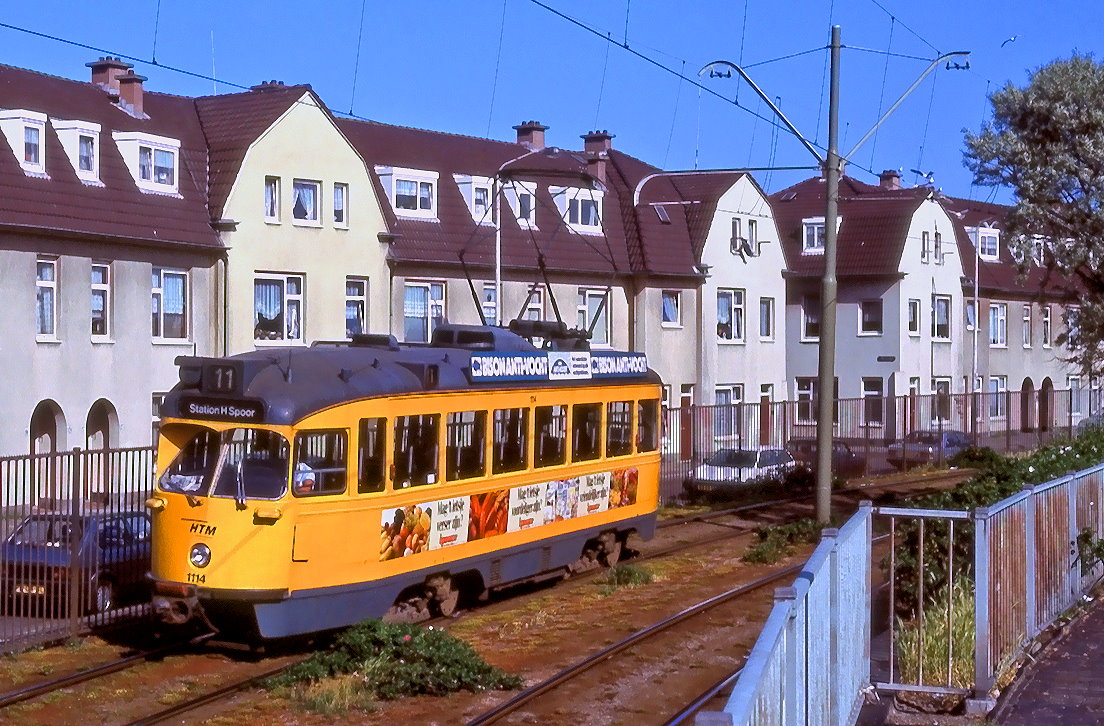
683 447 797 495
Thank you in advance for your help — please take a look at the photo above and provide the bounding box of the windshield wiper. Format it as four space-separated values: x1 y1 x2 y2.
234 459 247 510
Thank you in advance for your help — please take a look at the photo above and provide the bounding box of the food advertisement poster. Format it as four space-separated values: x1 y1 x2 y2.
430 496 470 550
378 467 639 561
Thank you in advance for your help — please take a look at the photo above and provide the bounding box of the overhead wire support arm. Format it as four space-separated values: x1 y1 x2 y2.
700 60 824 164
843 50 971 161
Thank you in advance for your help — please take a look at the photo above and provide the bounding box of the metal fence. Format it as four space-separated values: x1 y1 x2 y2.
699 504 873 725
660 388 1093 504
0 447 155 654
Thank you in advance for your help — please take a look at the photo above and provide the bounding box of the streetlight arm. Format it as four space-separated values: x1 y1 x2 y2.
843 51 970 161
700 60 825 164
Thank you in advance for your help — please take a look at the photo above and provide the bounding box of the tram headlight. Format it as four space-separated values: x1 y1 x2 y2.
189 543 212 568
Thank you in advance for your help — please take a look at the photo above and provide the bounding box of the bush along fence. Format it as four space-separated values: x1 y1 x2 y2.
0 446 155 654
702 430 1104 724
659 386 1098 504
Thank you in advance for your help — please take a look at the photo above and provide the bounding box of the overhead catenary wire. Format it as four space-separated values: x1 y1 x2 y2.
348 0 368 115
868 16 896 169
486 0 509 137
911 72 940 187
863 0 941 54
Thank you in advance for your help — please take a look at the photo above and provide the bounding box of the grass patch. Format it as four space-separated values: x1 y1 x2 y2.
741 518 826 564
267 619 522 708
595 565 654 596
896 577 974 688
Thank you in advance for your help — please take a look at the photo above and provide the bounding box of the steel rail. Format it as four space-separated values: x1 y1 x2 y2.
465 563 802 726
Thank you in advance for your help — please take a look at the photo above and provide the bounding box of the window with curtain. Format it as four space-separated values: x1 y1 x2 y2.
24 126 40 165
264 177 279 220
153 149 175 185
91 263 110 337
292 180 319 221
345 278 367 338
152 268 187 339
661 291 680 326
577 288 610 346
78 135 95 172
334 183 348 225
717 288 745 342
254 274 303 342
395 179 417 210
403 282 445 342
36 258 56 337
138 147 152 180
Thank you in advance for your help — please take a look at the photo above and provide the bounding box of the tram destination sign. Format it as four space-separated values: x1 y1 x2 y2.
468 351 648 382
178 394 265 423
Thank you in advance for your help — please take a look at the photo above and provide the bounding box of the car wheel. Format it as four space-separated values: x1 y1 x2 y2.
93 578 115 614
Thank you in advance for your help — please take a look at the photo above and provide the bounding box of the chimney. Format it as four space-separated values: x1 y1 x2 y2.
514 121 548 151
581 130 614 184
250 80 287 92
117 71 148 117
879 169 902 190
86 57 133 94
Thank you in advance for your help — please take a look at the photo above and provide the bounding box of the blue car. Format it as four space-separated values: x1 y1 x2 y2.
1 511 151 615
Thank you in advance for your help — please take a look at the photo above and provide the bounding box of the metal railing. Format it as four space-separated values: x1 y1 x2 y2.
701 504 873 725
0 447 155 654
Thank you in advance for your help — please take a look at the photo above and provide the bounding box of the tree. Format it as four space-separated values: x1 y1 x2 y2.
964 54 1104 376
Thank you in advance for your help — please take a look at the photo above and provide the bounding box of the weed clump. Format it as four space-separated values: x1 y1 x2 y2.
742 518 826 564
596 564 654 595
267 619 522 710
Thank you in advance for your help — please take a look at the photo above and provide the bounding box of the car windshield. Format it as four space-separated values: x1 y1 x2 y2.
904 431 940 445
705 449 759 468
159 425 290 500
7 515 82 547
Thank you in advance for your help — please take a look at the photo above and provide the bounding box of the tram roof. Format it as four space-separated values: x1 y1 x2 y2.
161 324 661 426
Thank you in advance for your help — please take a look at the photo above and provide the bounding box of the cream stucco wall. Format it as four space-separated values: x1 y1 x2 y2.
219 92 389 354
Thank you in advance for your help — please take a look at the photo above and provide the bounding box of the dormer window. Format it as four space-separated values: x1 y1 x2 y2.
113 131 180 194
376 166 438 219
801 216 840 253
51 120 101 183
455 174 495 224
0 109 48 176
504 180 537 227
551 186 603 234
970 226 1000 260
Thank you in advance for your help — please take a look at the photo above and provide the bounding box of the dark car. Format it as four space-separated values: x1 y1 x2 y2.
886 429 971 470
1 510 151 615
785 438 867 478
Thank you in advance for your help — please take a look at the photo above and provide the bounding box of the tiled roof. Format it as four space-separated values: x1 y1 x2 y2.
336 118 648 278
0 64 219 250
194 84 317 221
769 176 926 277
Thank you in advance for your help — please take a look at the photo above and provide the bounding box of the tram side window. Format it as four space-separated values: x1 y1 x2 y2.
606 401 633 457
535 405 566 467
493 408 529 474
637 399 659 452
293 430 348 496
358 417 386 493
394 414 440 487
446 411 486 481
572 403 602 462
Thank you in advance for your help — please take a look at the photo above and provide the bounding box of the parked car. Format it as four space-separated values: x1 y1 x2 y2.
785 438 867 478
1076 415 1104 436
0 510 151 615
886 429 971 470
683 447 797 496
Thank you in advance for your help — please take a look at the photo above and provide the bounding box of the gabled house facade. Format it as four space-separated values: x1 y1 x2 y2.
0 60 222 455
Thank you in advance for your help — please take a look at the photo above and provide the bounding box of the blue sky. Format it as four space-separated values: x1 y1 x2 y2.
2 1 1101 201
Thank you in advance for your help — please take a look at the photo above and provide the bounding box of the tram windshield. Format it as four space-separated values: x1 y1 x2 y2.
159 425 290 500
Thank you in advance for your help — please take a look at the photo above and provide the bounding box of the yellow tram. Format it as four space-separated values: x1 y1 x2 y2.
147 324 661 638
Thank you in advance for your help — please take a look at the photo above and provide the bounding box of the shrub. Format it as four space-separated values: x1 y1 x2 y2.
267 619 522 705
596 564 654 596
742 518 826 564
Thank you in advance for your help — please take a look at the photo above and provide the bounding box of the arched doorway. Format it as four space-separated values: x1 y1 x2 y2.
1020 378 1035 432
85 399 119 450
29 400 65 454
1040 378 1055 432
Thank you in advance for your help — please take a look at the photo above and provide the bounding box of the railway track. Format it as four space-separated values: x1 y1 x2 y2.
0 468 970 724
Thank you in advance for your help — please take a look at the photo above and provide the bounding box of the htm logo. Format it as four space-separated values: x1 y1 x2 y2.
189 522 217 536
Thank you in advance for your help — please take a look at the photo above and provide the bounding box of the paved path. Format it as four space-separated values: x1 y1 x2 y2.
995 598 1104 724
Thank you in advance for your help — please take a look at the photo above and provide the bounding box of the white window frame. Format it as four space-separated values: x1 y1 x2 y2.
345 277 368 339
403 280 446 343
802 217 828 253
1042 305 1052 347
151 267 189 341
35 256 58 341
333 182 349 228
151 393 166 446
1 110 48 176
933 377 953 422
502 180 537 228
934 232 944 265
254 272 304 345
932 295 951 341
481 282 498 325
523 285 544 322
988 375 1008 419
801 296 820 342
989 302 1007 347
965 299 976 332
112 131 180 194
921 231 931 263
264 176 280 222
973 227 1000 260
376 166 439 219
908 299 921 336
859 299 883 336
717 288 746 343
661 290 681 328
1022 304 1032 348
862 377 884 427
577 287 611 347
714 384 744 440
1070 375 1083 416
454 174 496 225
51 119 102 183
91 262 111 341
291 179 321 225
759 297 774 340
551 186 603 234
1066 305 1081 346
